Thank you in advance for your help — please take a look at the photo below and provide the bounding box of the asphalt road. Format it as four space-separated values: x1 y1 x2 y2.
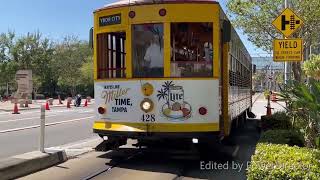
0 106 97 159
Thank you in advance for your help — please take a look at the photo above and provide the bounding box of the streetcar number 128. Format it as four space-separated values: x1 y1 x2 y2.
141 114 155 122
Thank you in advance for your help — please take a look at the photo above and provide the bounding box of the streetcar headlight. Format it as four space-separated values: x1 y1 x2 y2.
140 98 154 113
143 101 151 110
192 138 199 144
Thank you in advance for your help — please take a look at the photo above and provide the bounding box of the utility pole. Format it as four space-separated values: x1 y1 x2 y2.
284 0 289 84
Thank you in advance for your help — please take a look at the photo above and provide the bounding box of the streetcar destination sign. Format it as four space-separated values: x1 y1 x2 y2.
99 14 121 27
273 39 303 62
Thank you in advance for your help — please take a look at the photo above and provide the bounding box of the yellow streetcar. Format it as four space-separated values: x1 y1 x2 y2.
91 0 253 148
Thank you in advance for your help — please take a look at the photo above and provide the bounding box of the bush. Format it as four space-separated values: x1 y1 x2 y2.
259 130 304 147
261 111 292 131
247 143 320 180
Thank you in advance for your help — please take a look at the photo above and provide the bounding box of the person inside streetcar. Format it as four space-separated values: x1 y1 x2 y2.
144 34 164 77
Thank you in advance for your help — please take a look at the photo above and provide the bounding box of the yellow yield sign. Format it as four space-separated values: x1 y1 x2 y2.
273 39 303 62
272 8 303 38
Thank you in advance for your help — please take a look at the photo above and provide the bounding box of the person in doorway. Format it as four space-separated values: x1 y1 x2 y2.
144 35 164 77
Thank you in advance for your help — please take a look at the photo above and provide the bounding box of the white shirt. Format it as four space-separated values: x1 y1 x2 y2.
204 42 213 61
144 43 163 68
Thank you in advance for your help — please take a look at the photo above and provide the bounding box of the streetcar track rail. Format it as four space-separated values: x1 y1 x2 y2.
82 149 189 180
172 162 188 180
82 150 144 180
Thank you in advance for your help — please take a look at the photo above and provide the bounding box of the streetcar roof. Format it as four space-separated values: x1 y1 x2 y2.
95 0 218 12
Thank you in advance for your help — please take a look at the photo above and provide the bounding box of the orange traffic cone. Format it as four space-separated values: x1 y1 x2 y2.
67 101 71 108
45 101 50 110
83 99 88 107
266 95 273 116
12 103 20 114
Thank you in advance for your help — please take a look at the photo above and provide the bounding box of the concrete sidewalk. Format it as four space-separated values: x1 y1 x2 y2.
0 150 67 180
0 137 101 180
251 95 286 119
0 99 94 112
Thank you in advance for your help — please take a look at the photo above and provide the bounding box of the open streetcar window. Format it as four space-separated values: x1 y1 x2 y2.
132 23 164 78
97 32 126 79
171 23 213 77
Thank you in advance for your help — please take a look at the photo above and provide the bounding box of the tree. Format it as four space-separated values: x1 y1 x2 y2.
0 31 17 88
0 31 56 96
0 31 93 98
303 55 320 80
252 72 266 89
227 0 320 82
80 57 94 82
80 57 94 96
53 36 92 96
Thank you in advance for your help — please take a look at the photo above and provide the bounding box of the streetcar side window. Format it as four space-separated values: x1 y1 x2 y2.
97 32 126 79
171 23 213 77
132 23 164 78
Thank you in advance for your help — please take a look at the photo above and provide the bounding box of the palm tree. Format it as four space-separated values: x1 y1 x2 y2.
157 88 167 101
162 81 174 105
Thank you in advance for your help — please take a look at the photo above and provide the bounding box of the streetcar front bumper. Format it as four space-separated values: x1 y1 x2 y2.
93 121 220 139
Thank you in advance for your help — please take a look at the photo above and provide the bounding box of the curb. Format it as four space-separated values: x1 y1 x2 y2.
0 150 67 180
0 103 94 112
0 107 40 112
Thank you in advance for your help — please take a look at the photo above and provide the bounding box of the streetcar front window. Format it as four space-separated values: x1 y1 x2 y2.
132 23 164 78
171 23 213 77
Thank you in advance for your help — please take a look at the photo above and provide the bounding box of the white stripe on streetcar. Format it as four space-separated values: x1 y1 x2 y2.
0 116 94 134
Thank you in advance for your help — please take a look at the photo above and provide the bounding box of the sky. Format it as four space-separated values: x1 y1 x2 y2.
0 0 266 56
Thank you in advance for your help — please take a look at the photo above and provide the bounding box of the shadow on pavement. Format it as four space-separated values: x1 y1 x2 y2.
94 120 261 180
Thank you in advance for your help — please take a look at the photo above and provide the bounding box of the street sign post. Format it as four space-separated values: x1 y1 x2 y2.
272 8 303 38
272 7 304 62
273 39 303 62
